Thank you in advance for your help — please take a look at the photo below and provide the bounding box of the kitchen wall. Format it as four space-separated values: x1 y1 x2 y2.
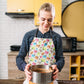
0 0 83 79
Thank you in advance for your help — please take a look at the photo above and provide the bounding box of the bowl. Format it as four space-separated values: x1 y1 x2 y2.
30 65 53 84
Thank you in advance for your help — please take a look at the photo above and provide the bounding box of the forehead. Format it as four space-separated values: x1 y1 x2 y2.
39 10 53 18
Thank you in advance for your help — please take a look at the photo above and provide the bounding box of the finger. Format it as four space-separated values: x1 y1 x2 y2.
25 72 32 80
28 75 32 79
53 74 58 80
25 72 31 79
25 68 32 75
27 75 32 81
25 64 31 70
25 69 31 75
24 64 32 74
25 70 31 75
27 76 32 81
53 69 59 74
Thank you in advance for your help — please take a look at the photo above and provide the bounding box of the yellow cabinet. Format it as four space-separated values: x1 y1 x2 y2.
7 0 34 13
70 55 84 80
34 0 62 26
7 0 61 26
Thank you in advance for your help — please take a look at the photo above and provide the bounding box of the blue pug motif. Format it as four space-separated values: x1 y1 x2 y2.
43 55 46 58
44 43 47 46
32 54 35 57
33 42 36 45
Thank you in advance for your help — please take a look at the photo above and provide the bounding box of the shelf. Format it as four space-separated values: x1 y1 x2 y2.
70 55 80 80
70 63 78 67
80 64 84 67
5 12 34 18
81 56 84 65
70 74 78 78
80 76 84 78
71 56 80 66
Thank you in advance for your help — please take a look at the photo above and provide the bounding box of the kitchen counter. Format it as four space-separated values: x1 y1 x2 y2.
0 79 24 84
8 51 84 56
8 51 84 80
0 79 84 84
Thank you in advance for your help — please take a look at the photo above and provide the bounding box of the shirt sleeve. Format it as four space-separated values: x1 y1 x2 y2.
16 33 28 71
55 36 65 72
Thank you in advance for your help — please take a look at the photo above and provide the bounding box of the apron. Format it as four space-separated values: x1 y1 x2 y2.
25 29 57 84
28 29 56 65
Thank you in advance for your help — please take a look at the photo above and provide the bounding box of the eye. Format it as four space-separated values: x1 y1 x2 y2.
48 18 52 22
41 18 45 21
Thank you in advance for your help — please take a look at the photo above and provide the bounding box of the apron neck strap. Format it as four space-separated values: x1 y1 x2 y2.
35 28 52 38
35 29 39 37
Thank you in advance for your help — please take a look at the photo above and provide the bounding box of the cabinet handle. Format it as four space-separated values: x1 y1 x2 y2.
53 22 58 24
17 9 25 12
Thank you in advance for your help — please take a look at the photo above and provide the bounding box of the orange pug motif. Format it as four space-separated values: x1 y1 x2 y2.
43 40 46 43
32 39 35 42
36 45 40 47
41 52 44 55
47 57 50 60
47 45 50 48
35 56 38 59
30 51 33 54
53 53 55 56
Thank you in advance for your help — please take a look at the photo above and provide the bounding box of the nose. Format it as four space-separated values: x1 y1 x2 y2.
45 20 48 24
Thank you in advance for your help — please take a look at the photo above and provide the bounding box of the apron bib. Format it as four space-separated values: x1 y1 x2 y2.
28 29 56 84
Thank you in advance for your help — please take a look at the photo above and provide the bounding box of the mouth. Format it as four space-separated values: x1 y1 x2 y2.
44 25 48 28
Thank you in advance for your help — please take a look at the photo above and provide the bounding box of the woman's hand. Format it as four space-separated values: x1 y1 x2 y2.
51 65 59 80
24 64 32 81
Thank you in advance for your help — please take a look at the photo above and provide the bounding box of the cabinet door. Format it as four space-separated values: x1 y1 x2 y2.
34 0 62 26
7 0 34 13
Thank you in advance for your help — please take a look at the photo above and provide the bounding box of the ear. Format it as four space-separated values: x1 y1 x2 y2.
52 16 55 21
38 14 41 21
38 14 39 18
38 15 40 21
53 15 55 19
54 16 55 19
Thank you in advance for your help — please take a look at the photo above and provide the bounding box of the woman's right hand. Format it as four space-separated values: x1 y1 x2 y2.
24 64 32 81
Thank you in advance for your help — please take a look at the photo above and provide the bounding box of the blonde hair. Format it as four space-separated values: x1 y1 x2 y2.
38 3 55 30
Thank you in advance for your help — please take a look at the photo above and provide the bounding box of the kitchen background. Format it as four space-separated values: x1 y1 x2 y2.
0 0 84 79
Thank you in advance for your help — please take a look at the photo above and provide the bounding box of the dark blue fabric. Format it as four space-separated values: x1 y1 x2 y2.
16 28 65 72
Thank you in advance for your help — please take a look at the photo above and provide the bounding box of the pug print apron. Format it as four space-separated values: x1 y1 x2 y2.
28 29 56 65
24 29 57 84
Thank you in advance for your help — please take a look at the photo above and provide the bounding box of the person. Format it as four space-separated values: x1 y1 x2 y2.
16 2 65 84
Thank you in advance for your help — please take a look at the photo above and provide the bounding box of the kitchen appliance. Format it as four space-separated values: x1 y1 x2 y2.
62 37 77 52
30 65 53 84
10 45 21 51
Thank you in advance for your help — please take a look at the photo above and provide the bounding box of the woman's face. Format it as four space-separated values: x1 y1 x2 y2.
38 10 54 30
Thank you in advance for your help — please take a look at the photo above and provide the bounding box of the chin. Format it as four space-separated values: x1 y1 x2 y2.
43 27 49 30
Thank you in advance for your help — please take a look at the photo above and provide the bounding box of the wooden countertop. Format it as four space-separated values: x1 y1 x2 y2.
0 79 84 84
8 51 84 56
0 79 24 84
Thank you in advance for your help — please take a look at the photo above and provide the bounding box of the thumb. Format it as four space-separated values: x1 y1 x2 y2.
26 64 31 70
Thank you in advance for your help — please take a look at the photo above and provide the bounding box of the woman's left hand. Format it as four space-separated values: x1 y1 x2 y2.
51 65 59 80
